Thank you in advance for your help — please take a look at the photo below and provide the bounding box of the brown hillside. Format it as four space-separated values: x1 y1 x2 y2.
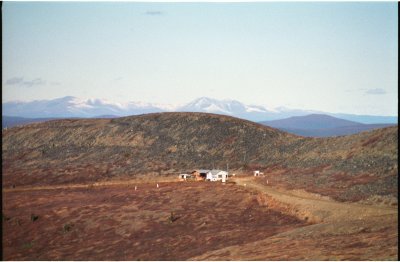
2 112 398 202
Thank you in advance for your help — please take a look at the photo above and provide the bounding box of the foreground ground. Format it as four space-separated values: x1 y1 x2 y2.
193 177 398 260
2 177 397 260
2 180 307 260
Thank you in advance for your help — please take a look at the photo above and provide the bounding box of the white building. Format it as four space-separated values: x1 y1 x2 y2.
254 170 264 176
179 173 192 181
206 169 228 182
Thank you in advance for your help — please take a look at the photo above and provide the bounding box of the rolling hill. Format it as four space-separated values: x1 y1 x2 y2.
2 112 398 202
261 114 396 137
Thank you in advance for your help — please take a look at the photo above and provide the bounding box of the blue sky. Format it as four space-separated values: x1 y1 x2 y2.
2 2 398 115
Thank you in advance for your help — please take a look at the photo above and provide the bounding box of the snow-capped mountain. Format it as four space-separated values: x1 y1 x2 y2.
2 96 170 118
2 96 279 121
2 96 397 124
178 97 277 121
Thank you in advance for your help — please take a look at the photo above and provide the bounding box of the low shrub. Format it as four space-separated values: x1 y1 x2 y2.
63 223 73 233
31 214 39 222
21 241 34 249
168 212 179 223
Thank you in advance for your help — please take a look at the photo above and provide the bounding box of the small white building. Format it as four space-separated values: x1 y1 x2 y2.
179 173 192 181
206 169 228 182
254 170 264 176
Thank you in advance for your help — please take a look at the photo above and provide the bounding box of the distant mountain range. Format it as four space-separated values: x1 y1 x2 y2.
2 96 167 119
4 113 395 137
260 114 396 137
2 116 59 128
2 96 397 124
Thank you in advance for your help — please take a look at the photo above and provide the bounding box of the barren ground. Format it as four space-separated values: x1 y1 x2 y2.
193 177 398 260
2 177 397 260
2 180 307 260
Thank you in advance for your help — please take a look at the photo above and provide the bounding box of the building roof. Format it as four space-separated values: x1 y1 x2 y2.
208 169 227 175
192 169 210 174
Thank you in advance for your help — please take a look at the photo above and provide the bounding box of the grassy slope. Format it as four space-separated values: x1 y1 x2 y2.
2 112 398 201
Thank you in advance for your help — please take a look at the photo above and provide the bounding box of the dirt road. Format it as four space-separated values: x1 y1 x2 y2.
2 177 179 193
190 177 398 260
233 177 397 223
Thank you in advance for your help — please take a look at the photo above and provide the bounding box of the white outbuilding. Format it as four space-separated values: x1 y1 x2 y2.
206 169 228 182
179 173 192 181
254 170 264 176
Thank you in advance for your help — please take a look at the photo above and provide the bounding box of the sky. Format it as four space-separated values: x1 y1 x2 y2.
2 2 398 116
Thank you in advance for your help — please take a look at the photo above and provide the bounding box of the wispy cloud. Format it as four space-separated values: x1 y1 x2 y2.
5 77 46 87
5 77 24 85
364 88 387 95
144 11 164 16
23 78 46 87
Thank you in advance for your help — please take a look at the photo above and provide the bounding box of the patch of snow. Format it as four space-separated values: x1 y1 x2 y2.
151 103 179 111
245 106 267 113
204 104 232 114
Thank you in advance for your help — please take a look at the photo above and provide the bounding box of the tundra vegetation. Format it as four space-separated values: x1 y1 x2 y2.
2 112 398 260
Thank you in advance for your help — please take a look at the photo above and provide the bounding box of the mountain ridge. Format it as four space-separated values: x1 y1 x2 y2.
3 96 397 124
261 114 361 129
260 114 396 137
